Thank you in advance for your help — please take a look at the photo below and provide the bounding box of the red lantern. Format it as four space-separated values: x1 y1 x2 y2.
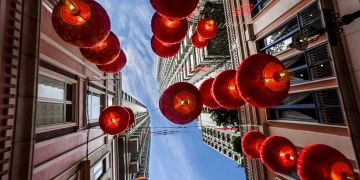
236 53 290 108
99 106 130 135
151 12 188 44
80 31 120 65
97 49 127 73
197 18 217 39
124 107 135 129
212 70 245 110
199 78 220 109
260 136 298 174
151 36 180 58
135 177 148 180
150 0 199 19
52 0 111 47
191 32 209 48
297 144 354 180
159 82 203 125
242 131 266 159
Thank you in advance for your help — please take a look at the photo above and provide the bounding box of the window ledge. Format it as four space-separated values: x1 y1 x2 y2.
251 0 277 21
289 76 337 93
36 122 76 133
267 119 347 129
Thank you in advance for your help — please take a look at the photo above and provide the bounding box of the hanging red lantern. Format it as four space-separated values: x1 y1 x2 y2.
159 82 203 125
297 144 354 180
52 0 111 48
151 36 180 58
97 49 127 73
151 12 188 44
236 53 290 108
150 0 199 19
191 32 209 49
260 136 298 174
99 106 130 135
197 18 217 39
242 131 266 159
135 177 148 180
124 107 135 129
80 31 120 65
212 70 245 110
199 78 220 109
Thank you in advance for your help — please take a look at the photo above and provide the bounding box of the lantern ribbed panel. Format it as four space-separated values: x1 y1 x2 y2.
80 31 120 65
212 70 245 110
124 107 135 129
150 0 199 19
242 131 265 159
236 54 290 108
52 0 111 47
134 177 148 180
151 12 188 44
197 18 217 39
260 136 298 174
159 82 203 125
97 50 127 73
199 78 220 109
151 36 180 58
99 106 130 135
191 32 208 49
297 144 354 180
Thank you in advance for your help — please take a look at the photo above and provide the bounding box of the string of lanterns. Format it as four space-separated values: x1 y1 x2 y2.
191 18 217 48
241 131 355 179
52 0 126 73
149 0 218 58
158 53 291 125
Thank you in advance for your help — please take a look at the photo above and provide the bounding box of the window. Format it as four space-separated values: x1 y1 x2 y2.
251 0 271 16
93 158 106 180
268 88 344 125
258 3 323 55
284 44 334 85
87 91 103 122
36 75 74 126
108 94 114 106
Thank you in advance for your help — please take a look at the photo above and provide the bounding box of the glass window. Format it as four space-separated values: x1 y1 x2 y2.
251 0 271 16
284 44 334 85
258 3 323 55
108 94 114 106
259 18 299 55
38 75 65 100
93 158 106 180
87 91 102 121
36 75 74 126
268 89 344 125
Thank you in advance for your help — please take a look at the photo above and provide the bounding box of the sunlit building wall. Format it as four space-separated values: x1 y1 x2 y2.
199 110 244 166
119 92 150 180
222 0 360 179
0 0 151 179
155 0 246 167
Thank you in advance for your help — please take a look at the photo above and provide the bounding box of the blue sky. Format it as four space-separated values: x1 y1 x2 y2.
97 0 246 179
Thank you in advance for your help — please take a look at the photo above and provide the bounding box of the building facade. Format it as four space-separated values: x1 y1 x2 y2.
222 0 360 179
119 92 151 180
155 0 245 166
199 111 244 165
0 0 150 179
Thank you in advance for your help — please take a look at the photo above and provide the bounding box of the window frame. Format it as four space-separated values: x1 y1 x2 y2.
36 69 77 132
92 154 110 180
250 0 272 18
257 2 324 56
86 87 105 124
